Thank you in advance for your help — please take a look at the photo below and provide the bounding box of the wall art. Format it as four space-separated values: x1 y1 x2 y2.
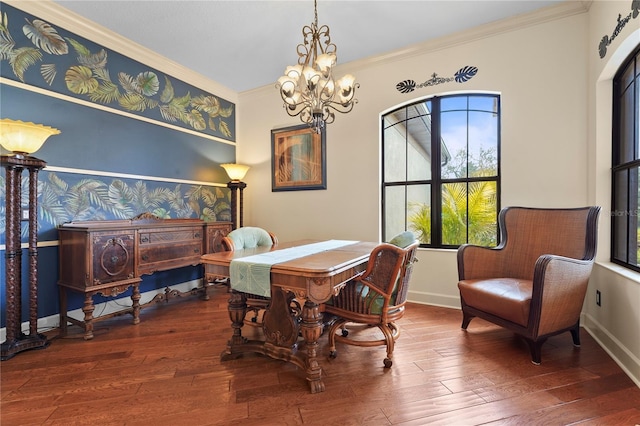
0 4 236 141
271 124 326 191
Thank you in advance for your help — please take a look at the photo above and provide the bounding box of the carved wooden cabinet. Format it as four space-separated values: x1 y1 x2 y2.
58 217 231 339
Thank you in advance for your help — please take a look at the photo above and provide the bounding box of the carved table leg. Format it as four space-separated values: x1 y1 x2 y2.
131 283 141 324
221 291 248 359
263 287 299 348
82 293 95 340
300 300 325 393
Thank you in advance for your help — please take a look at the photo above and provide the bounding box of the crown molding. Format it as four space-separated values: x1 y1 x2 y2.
327 1 592 76
3 0 238 102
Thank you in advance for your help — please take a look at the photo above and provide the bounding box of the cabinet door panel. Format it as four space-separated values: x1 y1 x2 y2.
92 231 135 286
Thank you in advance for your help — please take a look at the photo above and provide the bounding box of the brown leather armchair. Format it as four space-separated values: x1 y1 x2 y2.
325 237 419 368
457 206 600 364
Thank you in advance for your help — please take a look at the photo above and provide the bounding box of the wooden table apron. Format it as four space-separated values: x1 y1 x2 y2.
200 240 377 394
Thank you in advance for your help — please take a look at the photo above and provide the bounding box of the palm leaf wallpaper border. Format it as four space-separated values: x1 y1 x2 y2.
0 170 232 243
0 3 236 142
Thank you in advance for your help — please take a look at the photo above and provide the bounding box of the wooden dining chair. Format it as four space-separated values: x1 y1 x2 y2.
457 206 601 364
223 226 278 326
325 235 419 368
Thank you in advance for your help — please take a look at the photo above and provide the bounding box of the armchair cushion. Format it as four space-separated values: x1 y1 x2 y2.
458 278 532 326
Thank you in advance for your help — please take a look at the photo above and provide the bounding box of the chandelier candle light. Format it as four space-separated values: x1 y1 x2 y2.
276 0 358 134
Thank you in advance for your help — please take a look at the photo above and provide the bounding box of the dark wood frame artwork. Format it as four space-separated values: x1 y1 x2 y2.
271 124 326 191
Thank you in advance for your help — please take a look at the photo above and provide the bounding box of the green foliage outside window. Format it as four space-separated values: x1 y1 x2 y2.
408 146 498 247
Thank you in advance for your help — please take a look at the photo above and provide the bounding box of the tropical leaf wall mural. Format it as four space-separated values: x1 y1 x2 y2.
0 4 235 141
0 171 232 243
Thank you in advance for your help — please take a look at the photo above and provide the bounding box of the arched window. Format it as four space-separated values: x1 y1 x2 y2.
612 45 640 271
382 93 501 248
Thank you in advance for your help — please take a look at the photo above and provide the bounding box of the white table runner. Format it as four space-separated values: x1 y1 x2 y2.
229 240 357 297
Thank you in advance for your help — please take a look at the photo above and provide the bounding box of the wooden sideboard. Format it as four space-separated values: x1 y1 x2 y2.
57 216 232 339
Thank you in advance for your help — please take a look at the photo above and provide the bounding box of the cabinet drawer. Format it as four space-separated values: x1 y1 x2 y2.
139 228 201 245
137 241 203 274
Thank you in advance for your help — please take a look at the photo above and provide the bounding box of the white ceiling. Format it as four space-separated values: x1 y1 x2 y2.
51 0 566 93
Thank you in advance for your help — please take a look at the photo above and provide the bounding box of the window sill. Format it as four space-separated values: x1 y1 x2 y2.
595 260 640 284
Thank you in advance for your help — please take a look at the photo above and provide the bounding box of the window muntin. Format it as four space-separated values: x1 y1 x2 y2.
612 45 640 271
382 93 500 248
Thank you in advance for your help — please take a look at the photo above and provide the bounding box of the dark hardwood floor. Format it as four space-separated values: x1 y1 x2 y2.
2 284 639 425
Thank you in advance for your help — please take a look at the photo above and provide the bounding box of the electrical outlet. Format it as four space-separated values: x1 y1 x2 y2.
596 290 601 307
21 209 29 221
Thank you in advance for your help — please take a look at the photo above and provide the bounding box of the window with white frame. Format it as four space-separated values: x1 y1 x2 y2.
382 93 501 248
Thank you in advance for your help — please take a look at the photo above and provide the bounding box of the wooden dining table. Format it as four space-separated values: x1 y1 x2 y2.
200 239 377 393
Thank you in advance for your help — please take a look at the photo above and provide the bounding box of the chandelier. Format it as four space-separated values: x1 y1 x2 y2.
276 0 358 133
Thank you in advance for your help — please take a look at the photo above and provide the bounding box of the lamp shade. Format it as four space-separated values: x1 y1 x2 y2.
0 119 60 155
221 163 250 181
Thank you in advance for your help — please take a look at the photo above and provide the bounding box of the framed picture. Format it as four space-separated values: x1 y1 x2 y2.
271 124 326 191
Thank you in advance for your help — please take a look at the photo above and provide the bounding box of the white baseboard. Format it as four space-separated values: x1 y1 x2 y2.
408 289 460 309
1 279 202 342
581 312 640 388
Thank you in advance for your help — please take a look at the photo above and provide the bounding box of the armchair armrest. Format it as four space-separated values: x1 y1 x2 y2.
531 254 594 336
336 276 391 315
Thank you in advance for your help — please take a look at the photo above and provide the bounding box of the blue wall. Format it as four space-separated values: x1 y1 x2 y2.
1 3 237 327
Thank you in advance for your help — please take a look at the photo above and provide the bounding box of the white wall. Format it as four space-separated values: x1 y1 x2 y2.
238 2 590 308
584 0 640 386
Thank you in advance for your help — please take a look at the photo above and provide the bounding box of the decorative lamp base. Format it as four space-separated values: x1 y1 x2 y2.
1 333 50 361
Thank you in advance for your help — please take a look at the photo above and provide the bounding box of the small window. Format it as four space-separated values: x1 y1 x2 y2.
382 93 501 248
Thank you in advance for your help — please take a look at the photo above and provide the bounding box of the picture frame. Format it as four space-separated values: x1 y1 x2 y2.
271 124 326 191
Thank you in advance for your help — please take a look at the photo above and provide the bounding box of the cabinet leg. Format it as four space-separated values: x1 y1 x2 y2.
82 293 95 340
131 284 141 325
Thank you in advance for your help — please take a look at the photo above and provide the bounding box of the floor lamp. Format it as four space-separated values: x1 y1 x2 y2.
1 119 60 361
221 163 249 230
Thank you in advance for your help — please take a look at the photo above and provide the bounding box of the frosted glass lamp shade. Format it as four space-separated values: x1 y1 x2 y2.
221 163 250 181
0 119 60 155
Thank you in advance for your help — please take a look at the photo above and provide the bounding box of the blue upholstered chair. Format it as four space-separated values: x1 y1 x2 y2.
325 232 419 368
222 226 278 326
222 226 278 251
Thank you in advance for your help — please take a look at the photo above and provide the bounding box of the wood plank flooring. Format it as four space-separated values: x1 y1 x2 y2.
2 284 639 425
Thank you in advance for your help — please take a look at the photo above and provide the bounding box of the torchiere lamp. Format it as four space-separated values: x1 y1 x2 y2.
221 163 249 230
1 118 60 361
